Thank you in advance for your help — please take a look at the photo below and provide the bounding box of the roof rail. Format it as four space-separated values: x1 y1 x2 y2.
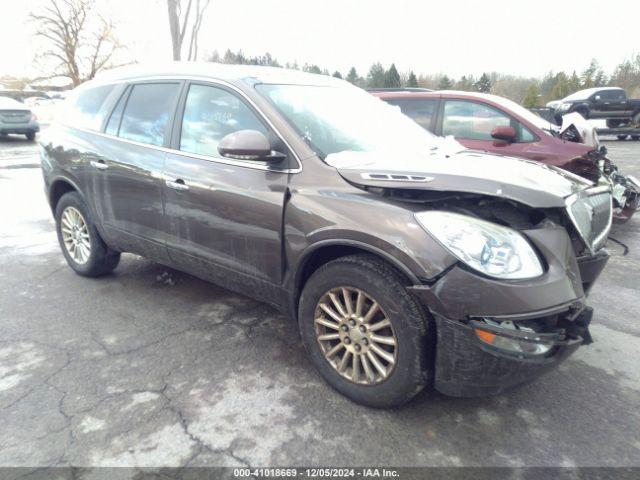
366 87 433 93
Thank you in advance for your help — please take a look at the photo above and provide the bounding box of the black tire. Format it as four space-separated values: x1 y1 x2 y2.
55 191 120 277
617 135 629 140
606 119 624 129
26 131 36 141
298 254 433 408
631 135 640 141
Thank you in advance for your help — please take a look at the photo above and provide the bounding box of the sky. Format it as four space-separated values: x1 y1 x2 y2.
0 0 638 80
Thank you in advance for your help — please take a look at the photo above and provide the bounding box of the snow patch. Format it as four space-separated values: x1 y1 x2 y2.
80 416 106 433
90 423 195 467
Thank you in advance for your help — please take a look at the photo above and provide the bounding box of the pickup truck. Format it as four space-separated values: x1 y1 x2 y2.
554 87 640 129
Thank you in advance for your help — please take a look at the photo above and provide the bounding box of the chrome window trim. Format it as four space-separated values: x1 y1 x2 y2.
59 75 303 174
565 185 612 254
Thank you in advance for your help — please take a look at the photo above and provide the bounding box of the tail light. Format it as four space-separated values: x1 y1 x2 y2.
31 113 38 122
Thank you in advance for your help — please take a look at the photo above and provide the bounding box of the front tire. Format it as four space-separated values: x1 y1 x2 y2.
617 134 629 140
298 254 433 408
55 192 120 277
26 131 36 141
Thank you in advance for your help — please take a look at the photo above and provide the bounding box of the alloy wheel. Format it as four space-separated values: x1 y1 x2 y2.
60 206 91 265
314 286 398 385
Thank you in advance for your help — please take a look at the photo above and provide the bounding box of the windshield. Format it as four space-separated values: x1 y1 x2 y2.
256 84 438 158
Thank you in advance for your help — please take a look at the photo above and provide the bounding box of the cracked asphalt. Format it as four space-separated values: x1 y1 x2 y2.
0 131 639 470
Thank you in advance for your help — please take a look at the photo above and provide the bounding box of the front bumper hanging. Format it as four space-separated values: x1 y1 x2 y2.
431 306 593 397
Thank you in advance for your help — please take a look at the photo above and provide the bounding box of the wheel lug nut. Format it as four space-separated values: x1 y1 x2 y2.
344 337 351 345
341 325 348 332
362 339 368 346
355 344 361 352
349 319 356 327
359 325 366 333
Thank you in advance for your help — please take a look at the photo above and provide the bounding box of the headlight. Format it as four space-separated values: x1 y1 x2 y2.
559 103 572 111
415 211 544 279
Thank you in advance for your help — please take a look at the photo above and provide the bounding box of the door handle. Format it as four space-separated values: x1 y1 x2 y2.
165 179 189 191
90 159 108 170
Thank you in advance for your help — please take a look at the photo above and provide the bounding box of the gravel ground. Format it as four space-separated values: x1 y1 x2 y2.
0 132 639 471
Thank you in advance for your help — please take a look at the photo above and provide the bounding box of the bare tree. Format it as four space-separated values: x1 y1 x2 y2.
30 0 123 87
167 0 211 61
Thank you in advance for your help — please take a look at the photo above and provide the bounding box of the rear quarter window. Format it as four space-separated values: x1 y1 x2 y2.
64 84 115 131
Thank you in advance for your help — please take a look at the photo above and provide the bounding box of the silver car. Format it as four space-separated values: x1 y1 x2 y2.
0 96 40 141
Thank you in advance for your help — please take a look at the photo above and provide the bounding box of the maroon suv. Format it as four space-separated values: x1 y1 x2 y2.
373 90 639 221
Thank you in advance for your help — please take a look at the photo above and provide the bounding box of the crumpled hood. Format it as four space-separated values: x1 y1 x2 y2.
326 142 591 208
559 112 599 148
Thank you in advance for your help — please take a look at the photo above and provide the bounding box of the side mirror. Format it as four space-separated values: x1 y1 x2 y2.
491 125 516 143
218 129 274 161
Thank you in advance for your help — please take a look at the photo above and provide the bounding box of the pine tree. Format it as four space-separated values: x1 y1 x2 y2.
454 75 475 91
438 75 453 90
581 59 606 88
332 71 343 79
367 62 386 88
550 72 571 100
383 64 401 88
303 64 322 74
475 73 492 93
522 83 541 107
346 67 360 85
568 71 581 94
406 71 419 88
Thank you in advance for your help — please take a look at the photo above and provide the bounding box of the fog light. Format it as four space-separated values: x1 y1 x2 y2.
474 328 552 356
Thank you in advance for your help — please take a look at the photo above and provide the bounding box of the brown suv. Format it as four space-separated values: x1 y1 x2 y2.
40 64 611 407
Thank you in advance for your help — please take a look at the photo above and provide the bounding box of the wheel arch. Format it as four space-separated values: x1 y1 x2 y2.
49 177 80 212
288 240 421 322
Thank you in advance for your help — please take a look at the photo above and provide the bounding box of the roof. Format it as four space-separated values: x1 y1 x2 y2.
0 96 29 109
562 87 624 101
372 89 498 100
367 87 433 93
91 62 345 88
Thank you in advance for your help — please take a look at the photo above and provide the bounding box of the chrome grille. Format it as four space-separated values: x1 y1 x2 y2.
566 187 612 253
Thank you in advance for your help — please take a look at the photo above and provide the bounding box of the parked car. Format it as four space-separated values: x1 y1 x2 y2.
0 96 40 141
41 64 611 407
373 89 639 222
554 87 640 130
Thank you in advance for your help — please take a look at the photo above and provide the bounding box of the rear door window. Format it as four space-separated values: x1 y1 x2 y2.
442 100 511 140
385 99 437 131
118 83 180 146
179 84 268 157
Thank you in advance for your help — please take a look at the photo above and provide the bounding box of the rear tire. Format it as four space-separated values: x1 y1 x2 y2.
606 119 624 129
55 192 120 277
631 135 640 141
617 135 629 140
298 254 433 408
26 131 36 141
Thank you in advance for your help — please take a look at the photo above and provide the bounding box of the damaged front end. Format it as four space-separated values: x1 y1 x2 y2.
329 148 612 397
558 113 639 221
427 307 594 397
